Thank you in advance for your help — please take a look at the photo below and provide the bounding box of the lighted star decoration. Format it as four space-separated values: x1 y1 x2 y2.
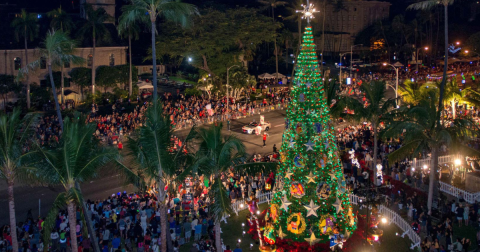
285 169 294 179
278 227 287 239
304 139 314 151
328 171 337 181
296 0 320 23
289 138 296 148
333 197 343 213
281 195 292 211
306 82 312 88
306 171 316 184
304 199 320 217
305 232 321 246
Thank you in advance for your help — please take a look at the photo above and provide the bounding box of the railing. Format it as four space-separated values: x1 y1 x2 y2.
231 192 421 249
409 154 463 169
439 181 480 203
171 102 288 131
349 194 421 250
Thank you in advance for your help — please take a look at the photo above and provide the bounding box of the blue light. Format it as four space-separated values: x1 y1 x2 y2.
37 14 42 19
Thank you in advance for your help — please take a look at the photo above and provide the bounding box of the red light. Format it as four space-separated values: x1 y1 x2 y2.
408 64 411 67
357 69 359 71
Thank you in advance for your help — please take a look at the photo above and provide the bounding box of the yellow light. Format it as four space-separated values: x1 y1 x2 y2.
465 50 469 54
423 165 428 169
381 217 387 224
455 159 461 166
424 47 429 50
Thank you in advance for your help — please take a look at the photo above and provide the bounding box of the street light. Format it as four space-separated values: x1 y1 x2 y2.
383 62 404 107
381 217 387 224
339 52 351 85
350 44 363 78
226 65 240 129
456 41 461 45
465 50 469 54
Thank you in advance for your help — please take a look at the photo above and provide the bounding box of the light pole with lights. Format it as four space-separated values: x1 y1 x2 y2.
350 44 363 78
226 65 240 128
339 52 351 85
383 62 404 107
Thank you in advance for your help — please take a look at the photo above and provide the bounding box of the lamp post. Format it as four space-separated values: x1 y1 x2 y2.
339 52 351 85
226 65 240 129
350 44 363 78
383 62 403 107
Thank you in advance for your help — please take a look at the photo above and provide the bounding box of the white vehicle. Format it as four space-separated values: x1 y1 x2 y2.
242 121 271 134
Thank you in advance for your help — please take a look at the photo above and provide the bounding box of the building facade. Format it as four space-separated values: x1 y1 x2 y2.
0 46 127 86
318 0 391 53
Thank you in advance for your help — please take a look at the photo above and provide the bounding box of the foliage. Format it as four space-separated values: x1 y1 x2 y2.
47 6 75 32
0 75 22 102
96 66 119 93
114 64 139 89
465 32 480 53
77 5 112 44
185 87 202 97
155 8 279 78
400 80 427 105
45 71 70 89
70 67 92 88
11 9 38 42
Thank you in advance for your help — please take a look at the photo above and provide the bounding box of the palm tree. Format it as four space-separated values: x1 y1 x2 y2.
399 80 426 105
118 10 141 97
285 0 304 81
188 124 276 251
0 108 38 252
20 30 84 130
280 29 293 72
120 0 198 102
383 92 478 212
126 101 195 252
11 9 38 109
258 0 287 84
36 115 120 252
336 81 396 184
78 5 112 95
408 0 456 128
48 6 75 104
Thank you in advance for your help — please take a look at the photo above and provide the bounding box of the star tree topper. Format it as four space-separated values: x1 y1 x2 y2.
296 0 320 23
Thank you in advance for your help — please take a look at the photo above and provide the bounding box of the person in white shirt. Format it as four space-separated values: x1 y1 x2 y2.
59 219 67 231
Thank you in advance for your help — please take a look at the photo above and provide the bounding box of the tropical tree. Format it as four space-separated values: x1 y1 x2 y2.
285 0 304 80
0 108 38 252
70 67 92 99
335 81 396 184
258 0 287 84
120 0 198 102
188 124 277 251
11 9 38 109
36 115 121 252
78 5 112 95
384 92 478 212
126 101 195 252
228 69 256 99
48 6 75 104
408 0 457 128
118 10 141 97
399 80 426 105
19 30 84 130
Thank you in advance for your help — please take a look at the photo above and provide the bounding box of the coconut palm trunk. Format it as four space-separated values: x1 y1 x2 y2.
48 63 64 130
428 146 438 213
373 121 378 185
151 21 158 102
215 221 221 251
67 200 78 252
24 32 30 109
61 66 65 104
7 178 19 252
129 35 133 97
437 4 448 115
92 29 96 94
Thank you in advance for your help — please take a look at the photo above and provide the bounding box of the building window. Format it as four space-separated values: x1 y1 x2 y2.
14 57 21 70
64 60 70 68
353 15 357 21
354 8 357 11
87 54 93 67
64 78 71 88
40 57 46 69
109 54 115 66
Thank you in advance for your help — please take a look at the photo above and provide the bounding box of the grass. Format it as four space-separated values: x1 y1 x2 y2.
179 203 417 252
169 76 197 85
452 222 478 251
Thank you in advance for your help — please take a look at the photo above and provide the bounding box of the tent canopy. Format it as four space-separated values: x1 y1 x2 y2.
437 58 460 65
271 73 286 78
258 73 274 79
139 84 154 89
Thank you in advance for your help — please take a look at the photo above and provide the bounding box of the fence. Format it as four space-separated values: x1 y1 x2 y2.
171 102 288 131
349 194 421 250
439 181 480 203
409 154 463 169
230 192 421 249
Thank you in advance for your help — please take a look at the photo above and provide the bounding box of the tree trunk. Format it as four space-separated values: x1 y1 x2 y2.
49 64 64 131
451 100 456 119
67 201 78 252
8 178 19 252
373 121 378 185
151 21 158 102
428 146 438 214
129 35 133 97
437 4 448 120
215 221 221 251
92 30 96 95
61 65 65 104
75 182 100 252
24 35 30 109
273 8 279 85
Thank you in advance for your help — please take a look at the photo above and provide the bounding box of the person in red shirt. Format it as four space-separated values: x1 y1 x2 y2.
224 245 232 252
118 141 123 150
262 133 268 147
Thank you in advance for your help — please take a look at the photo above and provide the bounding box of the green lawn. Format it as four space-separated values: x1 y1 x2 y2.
169 76 197 85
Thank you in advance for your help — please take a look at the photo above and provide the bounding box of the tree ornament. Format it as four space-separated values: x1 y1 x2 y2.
286 213 306 235
333 197 343 213
277 226 287 239
285 169 294 179
316 182 332 199
294 155 305 168
319 215 336 235
263 223 276 245
304 139 314 151
306 82 312 88
280 195 292 211
304 232 321 246
288 138 296 148
314 122 322 133
299 93 305 102
306 171 316 184
290 181 305 198
304 199 320 217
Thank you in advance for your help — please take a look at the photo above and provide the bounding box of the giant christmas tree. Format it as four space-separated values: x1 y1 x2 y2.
264 3 356 249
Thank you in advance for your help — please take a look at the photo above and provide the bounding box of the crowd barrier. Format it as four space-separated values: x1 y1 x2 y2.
439 181 480 204
229 191 421 250
171 102 288 131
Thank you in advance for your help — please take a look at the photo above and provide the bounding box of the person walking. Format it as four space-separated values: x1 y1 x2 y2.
262 132 268 147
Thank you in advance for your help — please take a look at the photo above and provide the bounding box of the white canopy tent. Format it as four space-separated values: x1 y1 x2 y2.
258 73 274 79
271 73 286 78
138 84 154 90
